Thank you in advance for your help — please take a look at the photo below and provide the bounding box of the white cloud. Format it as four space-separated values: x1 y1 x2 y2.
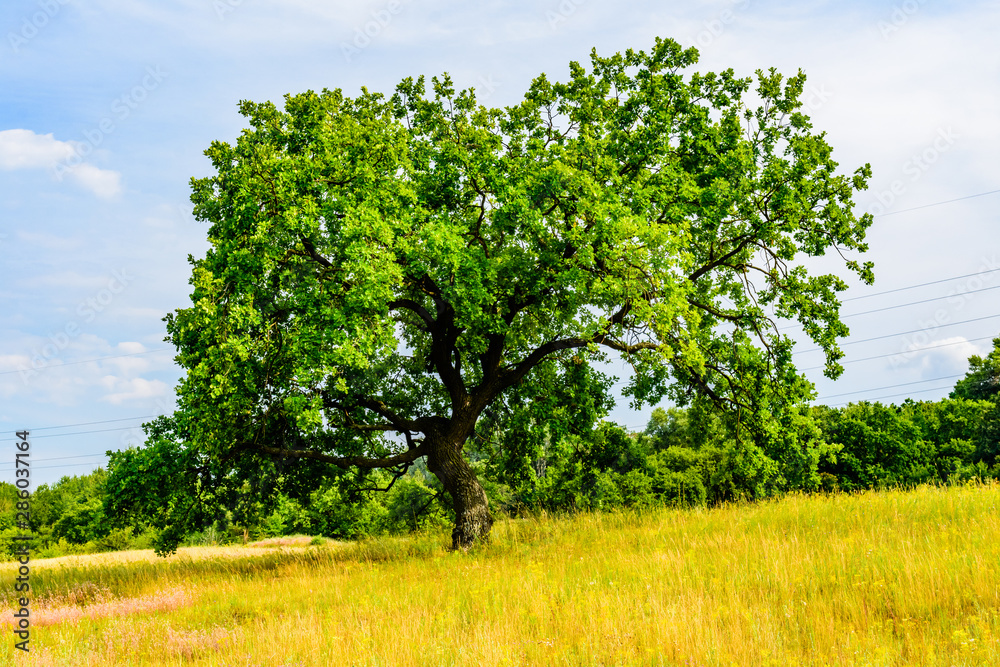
64 163 123 199
100 377 170 405
0 129 77 168
0 129 122 199
892 336 988 380
117 341 148 354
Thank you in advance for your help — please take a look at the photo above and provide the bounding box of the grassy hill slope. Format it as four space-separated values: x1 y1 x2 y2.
3 483 999 666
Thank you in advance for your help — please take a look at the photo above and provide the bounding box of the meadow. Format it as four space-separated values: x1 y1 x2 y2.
2 483 999 666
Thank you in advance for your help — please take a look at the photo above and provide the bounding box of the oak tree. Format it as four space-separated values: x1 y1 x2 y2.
113 38 873 550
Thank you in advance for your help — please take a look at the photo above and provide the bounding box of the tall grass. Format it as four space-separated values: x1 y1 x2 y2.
3 483 999 666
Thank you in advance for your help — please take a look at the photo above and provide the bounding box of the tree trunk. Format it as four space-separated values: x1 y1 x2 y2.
426 436 493 550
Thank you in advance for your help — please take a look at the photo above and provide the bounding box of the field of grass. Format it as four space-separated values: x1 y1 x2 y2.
2 482 999 666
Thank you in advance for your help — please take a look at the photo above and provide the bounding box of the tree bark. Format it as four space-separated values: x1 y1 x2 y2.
425 435 493 550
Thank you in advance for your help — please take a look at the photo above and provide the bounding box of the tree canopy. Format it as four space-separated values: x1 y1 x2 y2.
951 335 1000 403
108 37 873 551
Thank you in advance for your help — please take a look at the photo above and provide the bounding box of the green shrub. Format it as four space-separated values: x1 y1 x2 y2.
96 527 135 552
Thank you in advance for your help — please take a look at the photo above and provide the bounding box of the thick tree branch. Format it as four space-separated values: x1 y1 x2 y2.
688 233 756 282
493 301 642 394
594 338 661 354
412 277 468 409
253 442 428 469
323 394 425 433
687 298 741 323
389 298 435 329
300 236 333 269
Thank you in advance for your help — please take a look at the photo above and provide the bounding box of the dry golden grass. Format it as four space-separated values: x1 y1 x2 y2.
0 544 318 572
3 482 999 666
246 535 344 548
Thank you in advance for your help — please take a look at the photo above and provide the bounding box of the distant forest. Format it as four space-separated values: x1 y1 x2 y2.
3 337 998 560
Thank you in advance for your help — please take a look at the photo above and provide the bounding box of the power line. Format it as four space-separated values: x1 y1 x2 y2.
0 451 121 474
799 334 995 372
29 426 145 440
827 384 957 408
842 268 1000 302
5 415 161 434
0 461 107 473
781 285 1000 331
815 374 965 401
11 452 108 463
0 454 108 474
5 259 999 443
0 348 174 377
843 285 1000 319
794 313 1000 355
3 259 995 380
877 188 1000 218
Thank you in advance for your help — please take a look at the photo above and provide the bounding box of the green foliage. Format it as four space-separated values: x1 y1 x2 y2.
52 496 106 544
104 417 225 555
476 356 615 510
0 471 123 559
819 402 931 490
9 342 1000 560
903 397 994 480
250 467 450 540
0 483 18 533
660 449 714 504
947 335 1000 468
30 468 108 532
951 335 1000 402
17 336 1000 558
644 405 726 451
480 380 839 514
385 476 450 532
306 484 391 539
814 392 999 491
977 401 1000 465
97 527 136 552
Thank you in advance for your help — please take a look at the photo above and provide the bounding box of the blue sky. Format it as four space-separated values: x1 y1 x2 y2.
2 0 998 485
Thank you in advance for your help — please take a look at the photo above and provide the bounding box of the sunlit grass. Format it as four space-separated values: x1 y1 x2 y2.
2 482 999 665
